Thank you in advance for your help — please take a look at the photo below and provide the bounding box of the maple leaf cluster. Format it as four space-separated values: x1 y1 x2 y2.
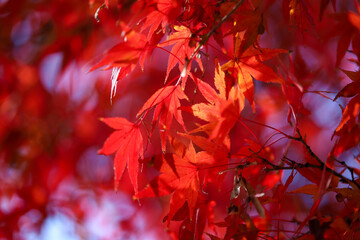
94 0 360 239
2 0 360 239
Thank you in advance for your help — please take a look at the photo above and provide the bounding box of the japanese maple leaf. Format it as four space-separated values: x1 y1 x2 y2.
334 69 360 101
90 25 159 99
191 60 245 143
178 132 230 192
333 68 360 155
280 52 312 124
222 35 287 106
159 25 203 82
137 85 188 152
329 2 360 65
349 4 360 31
98 117 143 194
135 143 200 223
162 198 216 240
319 0 336 21
283 0 315 35
216 211 258 240
165 198 215 240
333 95 360 156
234 139 280 190
91 29 148 71
89 28 151 102
223 6 265 53
141 0 183 40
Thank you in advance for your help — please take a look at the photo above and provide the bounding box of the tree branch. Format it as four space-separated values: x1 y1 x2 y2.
336 159 358 183
289 129 324 166
258 153 360 189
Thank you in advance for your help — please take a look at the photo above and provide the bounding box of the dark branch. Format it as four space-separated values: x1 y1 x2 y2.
289 129 324 166
254 153 360 189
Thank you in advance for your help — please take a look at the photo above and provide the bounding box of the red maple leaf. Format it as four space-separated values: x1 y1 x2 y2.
333 67 360 155
222 36 287 107
141 0 183 40
98 117 143 194
319 0 336 21
283 0 316 35
222 3 265 53
135 143 200 223
91 29 148 71
178 132 230 192
333 95 360 156
159 25 203 82
137 85 188 152
329 2 360 65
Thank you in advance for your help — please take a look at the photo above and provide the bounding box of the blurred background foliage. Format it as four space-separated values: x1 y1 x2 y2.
0 0 169 239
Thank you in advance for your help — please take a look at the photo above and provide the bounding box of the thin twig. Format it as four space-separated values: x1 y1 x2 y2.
336 159 357 183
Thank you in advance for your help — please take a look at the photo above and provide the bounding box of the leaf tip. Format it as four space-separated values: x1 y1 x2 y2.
114 180 120 192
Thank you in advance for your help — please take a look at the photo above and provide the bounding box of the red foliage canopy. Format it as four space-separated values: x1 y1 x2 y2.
2 0 360 239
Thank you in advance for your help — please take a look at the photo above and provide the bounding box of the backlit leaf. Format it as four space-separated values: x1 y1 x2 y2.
99 117 143 194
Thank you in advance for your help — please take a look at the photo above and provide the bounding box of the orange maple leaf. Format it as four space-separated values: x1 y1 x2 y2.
191 60 245 143
222 34 287 107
